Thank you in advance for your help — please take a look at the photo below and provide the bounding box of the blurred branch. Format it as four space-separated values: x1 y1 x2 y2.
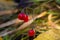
0 11 47 36
0 18 23 28
0 9 18 15
0 29 9 34
56 5 60 9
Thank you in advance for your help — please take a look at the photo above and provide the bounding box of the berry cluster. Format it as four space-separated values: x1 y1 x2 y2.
18 13 29 22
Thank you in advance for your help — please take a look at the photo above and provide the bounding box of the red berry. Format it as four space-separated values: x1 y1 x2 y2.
28 30 35 36
18 13 25 20
24 15 29 22
22 13 27 20
18 13 23 20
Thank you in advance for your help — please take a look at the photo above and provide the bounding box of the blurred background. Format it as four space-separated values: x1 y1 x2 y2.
0 0 60 40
